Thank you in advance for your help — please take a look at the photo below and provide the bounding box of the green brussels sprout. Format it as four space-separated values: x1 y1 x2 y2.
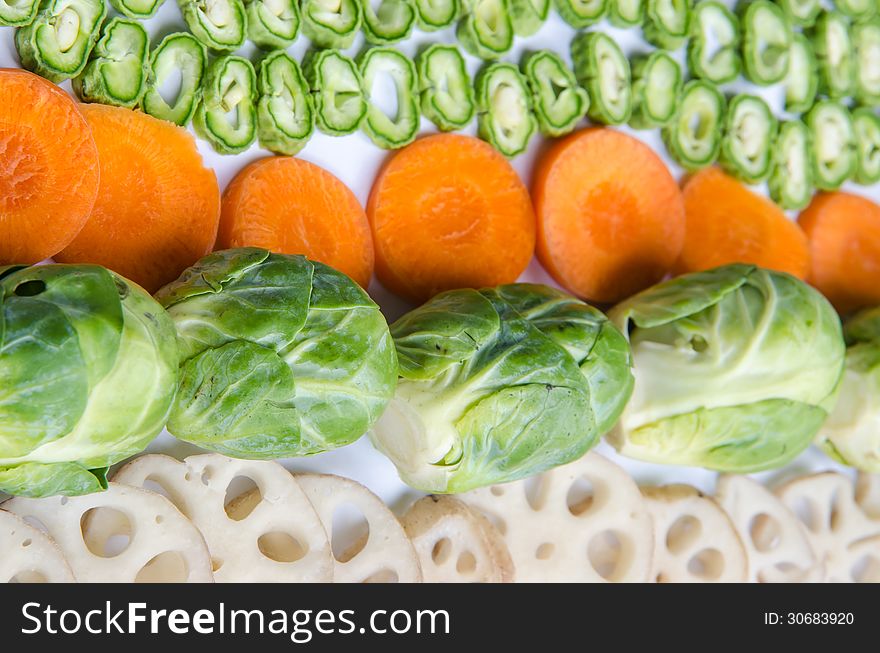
154 248 398 459
0 264 178 498
371 283 633 493
609 264 845 473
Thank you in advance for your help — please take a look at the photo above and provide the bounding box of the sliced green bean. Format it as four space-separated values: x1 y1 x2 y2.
688 0 739 84
73 18 149 109
813 11 855 99
194 55 258 155
359 0 415 44
109 0 164 19
414 0 459 29
141 33 207 126
783 33 818 114
852 108 880 185
475 62 536 157
836 0 875 22
555 0 605 28
643 0 691 50
358 47 419 149
571 31 631 125
417 43 475 131
629 50 681 129
179 0 247 52
769 120 814 211
509 0 549 35
522 50 588 137
1 0 39 26
854 19 880 106
257 51 314 156
608 0 643 27
740 0 792 85
720 94 777 184
662 80 725 171
15 0 106 82
246 0 300 50
776 0 819 27
304 49 367 136
806 100 857 190
458 0 514 59
301 0 361 48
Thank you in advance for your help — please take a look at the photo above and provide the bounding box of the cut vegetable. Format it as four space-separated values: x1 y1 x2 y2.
643 0 691 49
854 19 880 106
508 0 548 34
414 0 459 29
73 18 149 109
607 0 642 26
219 157 374 287
359 47 420 149
783 33 818 114
853 108 880 185
475 62 536 157
179 0 246 51
813 11 855 99
777 0 819 27
688 0 740 84
806 100 856 191
246 0 300 50
0 510 74 583
836 0 875 21
662 79 725 171
304 49 366 136
0 0 38 25
15 0 106 82
457 0 514 59
256 51 314 156
555 0 605 28
719 94 777 184
359 0 415 44
109 0 164 18
56 104 221 292
534 128 685 303
301 0 361 48
769 120 815 211
193 55 257 155
570 31 631 125
629 50 681 129
522 49 589 137
0 68 99 265
367 134 535 302
141 33 207 127
416 43 475 131
798 191 880 312
678 167 810 278
740 0 792 85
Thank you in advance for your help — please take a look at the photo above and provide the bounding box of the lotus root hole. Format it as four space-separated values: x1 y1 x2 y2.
748 513 782 552
431 537 453 565
331 502 369 562
135 551 189 583
257 531 308 563
21 538 32 548
81 507 132 558
588 530 627 581
687 548 724 580
456 551 477 574
524 474 548 511
224 476 261 521
790 496 819 533
363 569 399 583
490 486 505 497
851 553 880 583
566 476 596 516
10 571 48 583
212 557 224 572
829 488 845 533
22 516 49 534
665 515 701 554
535 542 555 560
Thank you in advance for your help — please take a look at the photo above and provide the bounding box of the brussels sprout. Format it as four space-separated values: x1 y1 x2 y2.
141 32 207 126
629 50 681 130
303 49 367 136
73 18 149 109
768 120 815 211
109 0 164 19
371 283 633 493
509 0 548 35
522 49 589 137
0 0 39 26
457 0 514 60
155 248 398 460
301 0 361 48
0 264 178 498
256 50 314 156
571 31 632 126
246 0 300 50
193 55 258 155
475 62 536 157
358 46 420 149
719 94 777 184
359 0 415 44
609 264 845 473
555 0 606 28
417 43 475 131
179 0 247 52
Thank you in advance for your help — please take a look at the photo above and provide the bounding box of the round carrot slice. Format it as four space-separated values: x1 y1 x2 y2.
367 134 535 303
219 156 373 288
679 167 810 279
798 192 880 312
56 104 220 292
0 69 99 265
534 128 685 304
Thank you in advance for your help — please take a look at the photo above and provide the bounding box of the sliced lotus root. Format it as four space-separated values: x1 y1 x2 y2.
402 495 514 583
643 484 748 583
113 454 332 583
856 473 880 521
462 453 654 582
1 483 213 582
776 472 880 583
0 509 75 583
294 474 422 583
716 475 822 582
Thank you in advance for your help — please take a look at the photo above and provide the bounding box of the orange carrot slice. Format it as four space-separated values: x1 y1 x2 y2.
679 167 809 279
534 128 685 303
0 68 99 265
367 134 535 302
56 104 220 292
798 191 880 312
219 156 374 288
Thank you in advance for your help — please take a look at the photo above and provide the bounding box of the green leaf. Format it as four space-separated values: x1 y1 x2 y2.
0 462 107 497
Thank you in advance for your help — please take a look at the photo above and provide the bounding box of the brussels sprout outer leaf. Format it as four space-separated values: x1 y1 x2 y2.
0 462 107 497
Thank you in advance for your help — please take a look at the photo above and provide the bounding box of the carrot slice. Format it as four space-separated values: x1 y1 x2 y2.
798 191 880 312
56 104 220 292
0 68 99 265
534 127 685 303
678 167 809 279
367 134 535 302
219 156 373 288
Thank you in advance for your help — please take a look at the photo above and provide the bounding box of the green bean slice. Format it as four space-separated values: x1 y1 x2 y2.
509 0 548 35
141 33 207 126
807 100 857 191
769 120 815 211
607 0 643 26
688 0 740 84
629 50 681 130
1 0 40 25
813 11 855 99
571 31 631 125
304 49 367 136
246 0 300 50
359 0 415 44
257 51 314 156
662 80 725 171
854 19 880 106
522 49 588 136
852 108 880 185
194 55 258 154
720 94 777 184
301 0 361 49
457 0 514 59
73 17 149 108
643 0 691 49
475 62 536 157
740 0 792 85
783 33 818 114
555 0 605 28
417 43 475 131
